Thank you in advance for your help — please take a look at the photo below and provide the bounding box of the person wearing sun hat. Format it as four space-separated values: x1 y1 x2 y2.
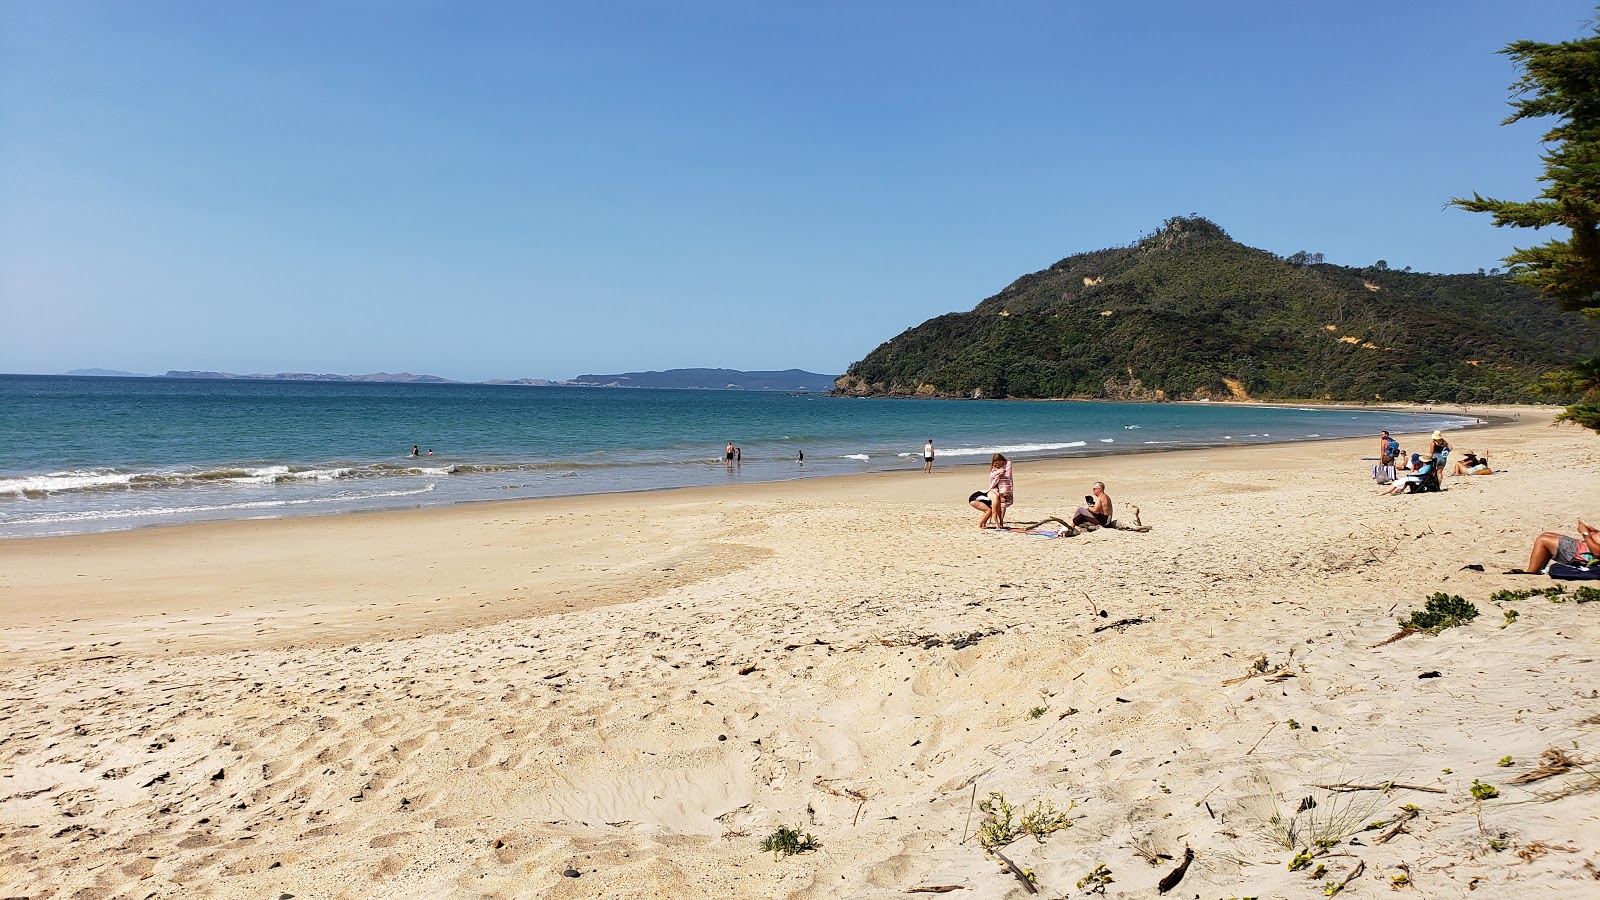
1429 430 1451 473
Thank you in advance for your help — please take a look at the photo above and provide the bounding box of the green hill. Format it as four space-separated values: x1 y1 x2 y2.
837 217 1600 404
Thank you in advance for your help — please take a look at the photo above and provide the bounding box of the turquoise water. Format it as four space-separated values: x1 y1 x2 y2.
1 374 1474 537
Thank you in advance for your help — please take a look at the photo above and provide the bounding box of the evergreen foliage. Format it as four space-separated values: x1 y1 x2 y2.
1451 16 1600 430
837 217 1600 402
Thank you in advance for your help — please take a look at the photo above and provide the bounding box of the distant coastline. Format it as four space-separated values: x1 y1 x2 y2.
53 367 837 391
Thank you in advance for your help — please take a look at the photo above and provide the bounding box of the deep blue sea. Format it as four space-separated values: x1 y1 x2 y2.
1 374 1475 538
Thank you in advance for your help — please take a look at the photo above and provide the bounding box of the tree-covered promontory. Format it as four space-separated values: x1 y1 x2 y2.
836 217 1600 403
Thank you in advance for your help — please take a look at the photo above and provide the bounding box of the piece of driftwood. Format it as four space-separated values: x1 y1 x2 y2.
1331 860 1364 893
1314 782 1445 794
1368 629 1419 648
1220 667 1296 686
991 849 1038 895
1093 617 1149 634
1510 748 1590 784
905 886 964 894
1156 846 1194 894
1376 808 1418 845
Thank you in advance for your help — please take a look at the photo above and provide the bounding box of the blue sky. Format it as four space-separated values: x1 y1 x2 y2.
2 2 1594 381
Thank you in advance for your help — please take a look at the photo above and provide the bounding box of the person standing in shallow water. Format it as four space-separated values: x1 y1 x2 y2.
725 442 735 467
923 439 935 473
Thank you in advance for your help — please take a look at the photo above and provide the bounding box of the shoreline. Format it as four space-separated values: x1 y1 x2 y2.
4 410 1597 898
1 403 1531 542
0 409 1569 663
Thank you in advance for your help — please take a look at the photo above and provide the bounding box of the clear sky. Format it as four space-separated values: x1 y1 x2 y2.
2 2 1594 381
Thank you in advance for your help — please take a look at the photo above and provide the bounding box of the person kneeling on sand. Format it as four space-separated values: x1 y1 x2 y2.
969 491 996 528
1516 519 1600 573
1072 482 1112 527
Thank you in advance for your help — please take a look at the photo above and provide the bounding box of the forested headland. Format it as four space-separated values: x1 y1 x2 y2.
836 217 1600 404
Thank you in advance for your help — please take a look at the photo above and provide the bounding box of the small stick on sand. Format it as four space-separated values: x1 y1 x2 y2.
1331 859 1364 893
1315 782 1445 794
905 887 964 894
961 783 976 843
1082 592 1100 617
1246 722 1278 755
991 848 1039 894
1376 808 1418 845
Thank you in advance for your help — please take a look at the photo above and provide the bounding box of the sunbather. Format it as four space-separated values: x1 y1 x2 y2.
1520 520 1600 573
1450 452 1493 476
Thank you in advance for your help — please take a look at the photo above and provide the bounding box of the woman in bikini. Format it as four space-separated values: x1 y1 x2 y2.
985 453 1013 528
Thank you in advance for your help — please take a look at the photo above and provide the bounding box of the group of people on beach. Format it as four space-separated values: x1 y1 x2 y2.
964 453 1111 531
1374 429 1495 496
1374 429 1592 575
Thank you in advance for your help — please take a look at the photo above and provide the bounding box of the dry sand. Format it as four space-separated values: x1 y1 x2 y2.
4 410 1600 898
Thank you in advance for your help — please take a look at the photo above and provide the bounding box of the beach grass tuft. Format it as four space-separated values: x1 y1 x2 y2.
976 791 1075 850
1398 593 1478 633
759 825 819 858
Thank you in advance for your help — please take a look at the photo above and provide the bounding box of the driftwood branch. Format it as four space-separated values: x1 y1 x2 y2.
1376 808 1418 845
1221 667 1296 686
1314 782 1444 794
1331 859 1364 893
905 886 964 894
1093 617 1149 634
1368 628 1419 648
1157 846 1194 894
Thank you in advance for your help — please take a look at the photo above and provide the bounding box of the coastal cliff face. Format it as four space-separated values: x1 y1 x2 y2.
839 217 1600 403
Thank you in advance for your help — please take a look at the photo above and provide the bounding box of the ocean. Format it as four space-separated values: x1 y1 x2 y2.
1 374 1475 538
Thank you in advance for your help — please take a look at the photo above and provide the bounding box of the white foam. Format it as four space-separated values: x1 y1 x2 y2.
0 470 137 496
936 441 1087 458
843 454 870 461
7 485 436 525
1099 438 1115 443
273 467 353 483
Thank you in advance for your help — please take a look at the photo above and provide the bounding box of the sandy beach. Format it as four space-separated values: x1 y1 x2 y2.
4 409 1600 899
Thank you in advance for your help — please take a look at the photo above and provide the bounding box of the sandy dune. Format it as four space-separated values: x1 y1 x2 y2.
4 410 1600 898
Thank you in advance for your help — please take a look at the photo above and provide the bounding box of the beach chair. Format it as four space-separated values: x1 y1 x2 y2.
1405 463 1443 493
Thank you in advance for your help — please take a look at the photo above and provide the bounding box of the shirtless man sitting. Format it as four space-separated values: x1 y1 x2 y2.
1073 482 1113 527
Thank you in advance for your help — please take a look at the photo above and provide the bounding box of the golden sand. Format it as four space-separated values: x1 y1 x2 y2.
3 409 1598 898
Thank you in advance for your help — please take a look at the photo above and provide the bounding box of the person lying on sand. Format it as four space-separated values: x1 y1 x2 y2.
1516 519 1600 573
1450 452 1493 476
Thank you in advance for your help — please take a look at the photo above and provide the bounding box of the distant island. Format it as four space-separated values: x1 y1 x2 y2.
147 368 835 390
165 370 462 383
62 368 150 378
566 368 837 391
